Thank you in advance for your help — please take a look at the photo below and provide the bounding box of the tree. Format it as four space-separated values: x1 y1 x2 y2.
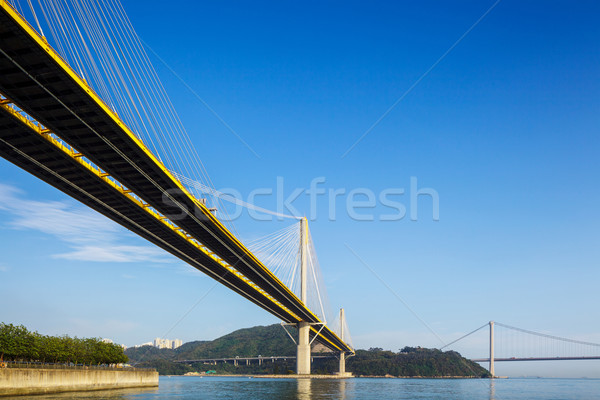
0 322 128 365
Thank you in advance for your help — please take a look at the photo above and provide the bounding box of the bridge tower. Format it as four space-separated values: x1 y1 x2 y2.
297 217 311 375
489 320 495 377
338 308 346 375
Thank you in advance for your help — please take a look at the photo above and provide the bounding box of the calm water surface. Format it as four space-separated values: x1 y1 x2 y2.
7 376 600 399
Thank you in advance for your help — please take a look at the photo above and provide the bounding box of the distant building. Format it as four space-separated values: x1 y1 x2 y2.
132 338 183 349
152 338 183 349
153 338 171 349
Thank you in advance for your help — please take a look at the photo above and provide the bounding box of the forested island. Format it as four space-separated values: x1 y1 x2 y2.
126 324 490 377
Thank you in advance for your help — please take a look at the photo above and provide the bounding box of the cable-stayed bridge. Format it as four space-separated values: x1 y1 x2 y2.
444 321 600 376
0 0 353 375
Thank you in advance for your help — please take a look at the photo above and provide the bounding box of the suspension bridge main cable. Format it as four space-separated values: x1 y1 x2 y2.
495 322 600 348
439 323 489 350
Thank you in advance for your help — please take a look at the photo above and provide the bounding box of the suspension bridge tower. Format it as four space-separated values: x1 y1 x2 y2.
296 217 311 375
489 320 495 377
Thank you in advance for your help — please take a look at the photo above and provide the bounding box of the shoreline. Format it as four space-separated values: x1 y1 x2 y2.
0 368 158 397
177 373 492 379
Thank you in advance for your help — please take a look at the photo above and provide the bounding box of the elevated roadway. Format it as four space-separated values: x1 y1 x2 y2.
0 0 352 355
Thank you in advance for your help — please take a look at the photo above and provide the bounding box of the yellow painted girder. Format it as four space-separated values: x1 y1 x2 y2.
0 0 318 324
0 99 303 324
0 0 353 352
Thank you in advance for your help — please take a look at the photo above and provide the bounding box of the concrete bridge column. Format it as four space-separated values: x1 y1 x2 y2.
297 218 311 375
338 308 347 376
339 352 346 374
297 321 311 374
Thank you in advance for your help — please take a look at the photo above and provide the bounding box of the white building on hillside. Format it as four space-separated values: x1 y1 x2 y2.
153 338 183 349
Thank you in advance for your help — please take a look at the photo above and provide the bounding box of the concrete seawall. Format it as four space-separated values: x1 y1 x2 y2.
0 368 158 396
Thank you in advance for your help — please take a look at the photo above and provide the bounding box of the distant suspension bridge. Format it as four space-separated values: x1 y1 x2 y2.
443 321 600 376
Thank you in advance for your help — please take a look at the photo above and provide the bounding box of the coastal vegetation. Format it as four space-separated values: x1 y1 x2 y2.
0 323 128 365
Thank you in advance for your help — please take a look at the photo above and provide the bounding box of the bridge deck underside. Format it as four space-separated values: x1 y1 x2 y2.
0 106 303 324
0 3 351 354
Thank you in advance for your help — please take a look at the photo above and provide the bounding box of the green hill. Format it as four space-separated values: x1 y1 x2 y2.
125 325 489 377
177 325 297 359
125 324 298 374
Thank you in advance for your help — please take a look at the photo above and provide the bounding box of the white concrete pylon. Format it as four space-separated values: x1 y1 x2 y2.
339 308 346 375
297 218 311 375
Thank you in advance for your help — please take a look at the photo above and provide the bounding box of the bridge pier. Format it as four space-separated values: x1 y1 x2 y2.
296 323 311 374
339 352 346 375
297 218 311 375
337 308 351 377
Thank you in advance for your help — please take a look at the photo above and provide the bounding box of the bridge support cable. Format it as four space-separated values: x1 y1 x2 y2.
250 218 355 373
247 224 302 292
444 321 600 367
0 0 353 355
246 220 334 326
493 322 600 361
0 95 304 325
437 321 494 374
439 323 489 350
495 322 600 348
0 11 315 327
1 0 319 323
11 0 233 232
172 171 302 221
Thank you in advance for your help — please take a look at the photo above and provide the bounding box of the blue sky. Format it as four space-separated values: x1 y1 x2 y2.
1 0 599 377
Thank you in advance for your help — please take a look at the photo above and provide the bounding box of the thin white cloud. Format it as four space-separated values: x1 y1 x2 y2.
53 245 169 263
0 264 8 272
0 183 171 263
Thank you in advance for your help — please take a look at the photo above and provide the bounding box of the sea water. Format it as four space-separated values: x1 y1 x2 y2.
4 376 599 399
